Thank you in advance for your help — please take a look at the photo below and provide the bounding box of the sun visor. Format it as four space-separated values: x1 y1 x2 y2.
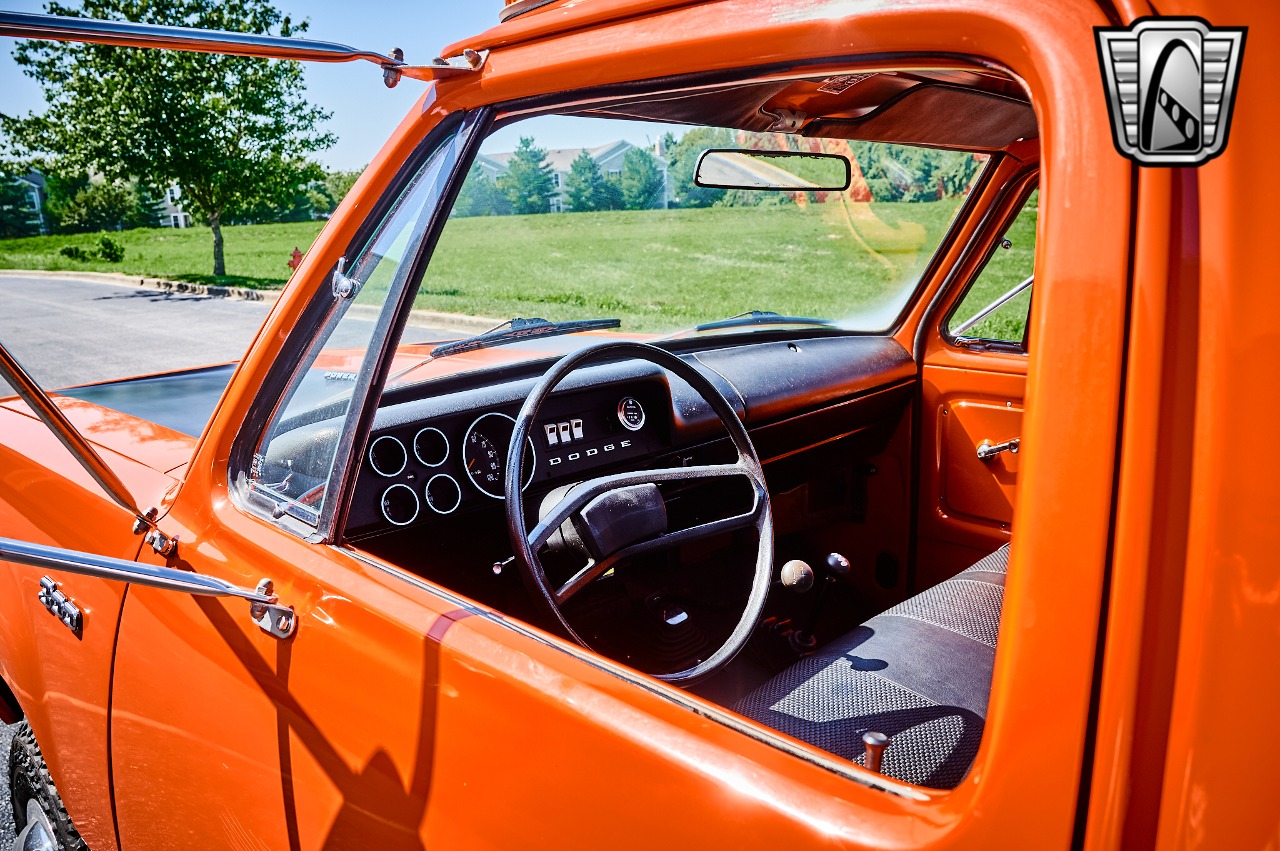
805 84 1038 152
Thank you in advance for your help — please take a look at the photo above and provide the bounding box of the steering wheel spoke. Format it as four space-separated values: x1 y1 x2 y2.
527 462 754 551
552 497 765 606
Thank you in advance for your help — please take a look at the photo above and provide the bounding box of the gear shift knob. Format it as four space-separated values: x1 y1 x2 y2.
826 552 851 577
780 559 815 593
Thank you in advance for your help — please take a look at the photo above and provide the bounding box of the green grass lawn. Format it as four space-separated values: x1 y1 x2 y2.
0 221 324 288
947 194 1037 342
0 200 972 331
417 200 963 331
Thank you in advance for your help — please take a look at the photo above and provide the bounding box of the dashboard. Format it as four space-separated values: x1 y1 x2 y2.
344 335 918 539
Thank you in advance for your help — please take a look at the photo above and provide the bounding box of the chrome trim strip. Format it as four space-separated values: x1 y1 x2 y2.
339 545 929 801
0 537 273 604
0 342 148 527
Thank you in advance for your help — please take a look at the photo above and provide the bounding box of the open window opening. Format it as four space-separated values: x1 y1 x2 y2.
242 63 1038 792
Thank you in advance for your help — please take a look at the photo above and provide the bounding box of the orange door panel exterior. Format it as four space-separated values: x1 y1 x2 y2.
0 407 177 851
109 514 466 850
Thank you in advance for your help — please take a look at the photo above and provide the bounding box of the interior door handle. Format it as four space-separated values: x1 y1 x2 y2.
976 438 1020 461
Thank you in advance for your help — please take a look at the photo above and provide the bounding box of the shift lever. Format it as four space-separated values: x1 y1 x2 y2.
788 552 851 654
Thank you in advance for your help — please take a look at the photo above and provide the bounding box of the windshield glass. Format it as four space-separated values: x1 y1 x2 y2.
392 113 985 384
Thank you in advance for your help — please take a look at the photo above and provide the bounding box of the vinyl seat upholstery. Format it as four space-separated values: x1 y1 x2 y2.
734 544 1009 789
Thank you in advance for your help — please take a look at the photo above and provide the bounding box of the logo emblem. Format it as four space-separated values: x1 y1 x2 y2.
1096 18 1246 166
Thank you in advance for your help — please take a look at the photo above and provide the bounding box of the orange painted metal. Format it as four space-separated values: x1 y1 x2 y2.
1147 3 1280 850
105 0 1130 847
0 0 1273 848
0 405 179 851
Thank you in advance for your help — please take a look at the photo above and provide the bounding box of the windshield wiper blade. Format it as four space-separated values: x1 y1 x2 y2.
693 310 836 332
429 317 621 360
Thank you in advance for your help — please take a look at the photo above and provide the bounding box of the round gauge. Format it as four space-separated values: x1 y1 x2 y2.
424 474 462 514
462 412 537 499
369 435 408 477
617 396 646 431
413 426 449 467
379 483 419 526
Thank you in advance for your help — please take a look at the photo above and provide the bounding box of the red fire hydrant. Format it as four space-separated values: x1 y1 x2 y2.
288 247 304 271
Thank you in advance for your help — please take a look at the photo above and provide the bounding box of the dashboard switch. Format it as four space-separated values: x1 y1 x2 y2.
571 418 584 440
544 424 559 446
558 422 572 444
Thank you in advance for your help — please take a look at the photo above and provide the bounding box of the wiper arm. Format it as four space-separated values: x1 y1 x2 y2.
429 317 621 360
693 310 836 332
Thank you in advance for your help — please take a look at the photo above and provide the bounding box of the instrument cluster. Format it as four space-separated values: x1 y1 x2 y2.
347 384 667 535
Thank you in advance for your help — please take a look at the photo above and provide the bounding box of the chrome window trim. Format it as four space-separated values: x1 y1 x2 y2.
228 108 490 542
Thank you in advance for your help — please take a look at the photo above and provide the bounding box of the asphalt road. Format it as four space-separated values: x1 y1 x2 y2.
0 275 275 392
0 723 12 851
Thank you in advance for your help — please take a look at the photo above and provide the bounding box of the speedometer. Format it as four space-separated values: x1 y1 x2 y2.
462 412 536 499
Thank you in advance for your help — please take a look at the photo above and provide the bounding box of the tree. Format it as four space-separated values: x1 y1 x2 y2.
2 0 335 276
564 150 621 213
620 148 665 211
223 160 326 224
497 137 556 215
46 175 157 232
323 168 363 210
666 127 733 208
0 176 41 239
455 163 512 217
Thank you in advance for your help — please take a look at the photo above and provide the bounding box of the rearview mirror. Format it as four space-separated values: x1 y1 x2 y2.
693 149 852 191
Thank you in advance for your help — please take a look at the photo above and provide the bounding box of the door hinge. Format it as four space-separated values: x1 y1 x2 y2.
130 507 178 557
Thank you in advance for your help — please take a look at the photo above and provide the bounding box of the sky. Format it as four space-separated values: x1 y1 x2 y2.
0 0 646 171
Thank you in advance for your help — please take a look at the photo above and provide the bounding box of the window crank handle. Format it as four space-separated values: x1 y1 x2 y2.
976 437 1020 461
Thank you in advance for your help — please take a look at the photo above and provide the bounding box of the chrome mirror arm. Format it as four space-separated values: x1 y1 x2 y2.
0 341 177 552
0 538 296 639
0 11 484 88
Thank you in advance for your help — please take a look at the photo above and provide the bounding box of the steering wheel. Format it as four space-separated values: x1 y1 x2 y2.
506 341 773 684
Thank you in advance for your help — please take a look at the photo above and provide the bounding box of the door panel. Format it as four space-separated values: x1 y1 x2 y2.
917 360 1025 589
0 410 175 851
942 398 1022 524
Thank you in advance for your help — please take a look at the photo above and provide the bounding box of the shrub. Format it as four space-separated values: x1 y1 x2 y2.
59 244 92 262
97 234 124 263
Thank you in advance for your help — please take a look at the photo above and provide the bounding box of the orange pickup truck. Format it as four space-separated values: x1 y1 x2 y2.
0 0 1273 849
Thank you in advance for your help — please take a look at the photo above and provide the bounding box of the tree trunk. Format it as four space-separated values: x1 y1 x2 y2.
210 211 225 277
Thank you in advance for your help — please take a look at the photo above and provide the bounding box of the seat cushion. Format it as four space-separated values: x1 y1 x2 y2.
733 544 1009 789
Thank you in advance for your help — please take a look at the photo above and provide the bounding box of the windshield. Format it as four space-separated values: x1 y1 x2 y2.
393 114 985 383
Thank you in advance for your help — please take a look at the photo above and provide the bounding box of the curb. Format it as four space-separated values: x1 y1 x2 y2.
0 269 503 335
0 269 280 302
